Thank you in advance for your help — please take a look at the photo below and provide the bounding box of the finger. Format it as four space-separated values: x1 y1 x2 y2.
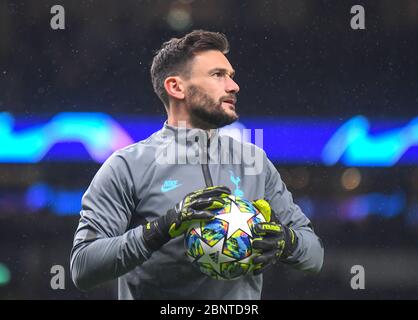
253 261 274 275
199 186 231 199
252 251 276 265
170 210 216 238
252 238 278 251
252 199 271 222
192 186 231 200
188 210 216 221
190 197 226 210
180 208 215 223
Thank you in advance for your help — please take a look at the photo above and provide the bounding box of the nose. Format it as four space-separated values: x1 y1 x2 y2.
226 77 240 94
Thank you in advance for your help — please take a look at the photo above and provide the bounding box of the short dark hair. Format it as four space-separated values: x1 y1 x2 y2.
150 30 229 107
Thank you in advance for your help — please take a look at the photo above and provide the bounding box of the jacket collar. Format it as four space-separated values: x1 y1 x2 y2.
161 121 220 146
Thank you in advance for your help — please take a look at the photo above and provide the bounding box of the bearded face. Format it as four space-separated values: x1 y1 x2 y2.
185 84 238 129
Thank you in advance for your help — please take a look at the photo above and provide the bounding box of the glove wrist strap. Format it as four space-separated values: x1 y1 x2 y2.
142 210 174 252
281 227 298 259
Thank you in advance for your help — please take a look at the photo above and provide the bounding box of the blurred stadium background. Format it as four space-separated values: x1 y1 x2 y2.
1 0 418 299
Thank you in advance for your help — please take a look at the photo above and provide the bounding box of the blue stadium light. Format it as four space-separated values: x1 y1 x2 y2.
322 116 418 166
0 112 133 163
1 112 418 166
22 182 407 221
406 203 418 226
26 183 85 215
342 192 406 220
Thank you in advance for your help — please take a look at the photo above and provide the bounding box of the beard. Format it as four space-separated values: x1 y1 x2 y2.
185 85 238 129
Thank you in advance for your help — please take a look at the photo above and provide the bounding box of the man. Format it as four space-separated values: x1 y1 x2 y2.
70 30 324 299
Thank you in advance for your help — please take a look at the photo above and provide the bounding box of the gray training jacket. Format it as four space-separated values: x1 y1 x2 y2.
70 122 324 299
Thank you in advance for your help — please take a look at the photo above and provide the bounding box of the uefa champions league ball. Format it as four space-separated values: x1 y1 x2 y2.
185 195 266 280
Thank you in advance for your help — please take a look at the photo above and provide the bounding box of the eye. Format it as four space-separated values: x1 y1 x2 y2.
213 72 223 78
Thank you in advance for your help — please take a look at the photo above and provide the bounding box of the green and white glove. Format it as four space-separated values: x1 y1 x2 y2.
251 199 298 275
143 186 231 251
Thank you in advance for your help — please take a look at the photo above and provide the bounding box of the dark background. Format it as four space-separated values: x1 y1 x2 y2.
1 0 418 299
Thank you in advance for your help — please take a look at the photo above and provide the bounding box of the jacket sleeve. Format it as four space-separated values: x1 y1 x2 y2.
70 152 152 291
264 157 324 273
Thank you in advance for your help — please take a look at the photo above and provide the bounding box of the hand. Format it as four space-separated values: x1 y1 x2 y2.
143 186 231 251
251 199 298 275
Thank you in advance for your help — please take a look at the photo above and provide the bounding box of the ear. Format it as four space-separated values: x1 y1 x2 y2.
164 76 185 101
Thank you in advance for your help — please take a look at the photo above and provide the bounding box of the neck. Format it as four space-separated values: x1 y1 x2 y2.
166 103 214 132
167 107 193 128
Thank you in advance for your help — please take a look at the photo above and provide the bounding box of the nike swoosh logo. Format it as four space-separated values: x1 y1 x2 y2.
161 184 182 193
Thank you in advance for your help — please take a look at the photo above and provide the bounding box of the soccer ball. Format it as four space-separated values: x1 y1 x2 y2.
184 195 266 280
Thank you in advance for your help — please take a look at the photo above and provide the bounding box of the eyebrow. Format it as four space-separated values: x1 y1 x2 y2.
208 68 235 78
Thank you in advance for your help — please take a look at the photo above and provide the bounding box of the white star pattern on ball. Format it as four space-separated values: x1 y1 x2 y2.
196 237 236 275
216 201 255 238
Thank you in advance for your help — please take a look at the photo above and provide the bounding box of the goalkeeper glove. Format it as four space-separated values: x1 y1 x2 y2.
143 185 231 251
251 199 298 275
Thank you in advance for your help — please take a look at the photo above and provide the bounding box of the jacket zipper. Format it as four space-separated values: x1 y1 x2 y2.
200 134 213 187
